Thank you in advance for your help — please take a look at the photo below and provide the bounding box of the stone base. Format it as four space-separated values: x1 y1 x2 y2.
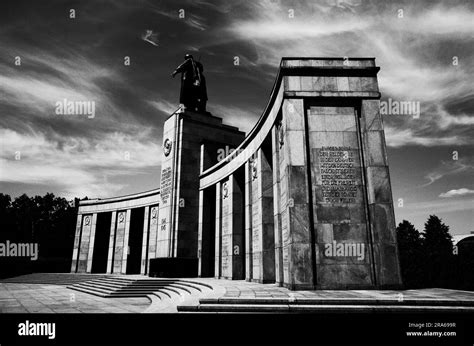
251 279 276 284
376 283 404 290
316 283 376 290
283 283 316 291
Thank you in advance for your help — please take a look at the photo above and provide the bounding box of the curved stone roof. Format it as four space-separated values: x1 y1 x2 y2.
77 188 160 214
199 57 379 189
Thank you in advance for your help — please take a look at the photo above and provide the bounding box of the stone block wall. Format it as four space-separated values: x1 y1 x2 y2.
76 214 93 273
220 175 244 279
106 211 117 273
278 99 315 290
250 148 275 283
360 100 402 288
307 106 374 289
112 211 127 273
70 214 83 272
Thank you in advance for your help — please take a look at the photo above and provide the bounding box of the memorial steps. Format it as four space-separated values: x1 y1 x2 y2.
0 273 111 285
67 276 214 299
177 296 474 313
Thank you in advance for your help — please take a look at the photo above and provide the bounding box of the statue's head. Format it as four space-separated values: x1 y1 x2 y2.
184 54 193 60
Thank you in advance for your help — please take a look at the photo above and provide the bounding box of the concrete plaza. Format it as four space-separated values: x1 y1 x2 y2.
1 274 474 313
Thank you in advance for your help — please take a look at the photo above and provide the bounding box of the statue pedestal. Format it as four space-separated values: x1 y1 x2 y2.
155 109 246 275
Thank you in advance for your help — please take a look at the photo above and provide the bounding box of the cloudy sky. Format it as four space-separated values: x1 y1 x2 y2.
1 0 473 235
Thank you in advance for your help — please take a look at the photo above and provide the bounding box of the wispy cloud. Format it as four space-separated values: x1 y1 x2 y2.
224 1 474 149
384 126 468 148
420 159 473 187
440 188 474 198
147 100 179 115
208 104 260 133
141 30 159 46
0 128 161 199
0 48 122 125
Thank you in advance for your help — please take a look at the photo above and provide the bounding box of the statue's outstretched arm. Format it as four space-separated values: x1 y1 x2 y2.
171 60 189 78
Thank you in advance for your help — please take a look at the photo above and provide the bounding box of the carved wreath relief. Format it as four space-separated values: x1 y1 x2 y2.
222 182 229 199
277 121 284 148
163 138 172 157
151 207 157 225
251 158 258 180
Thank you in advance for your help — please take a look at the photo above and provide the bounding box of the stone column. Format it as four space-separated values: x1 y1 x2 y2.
251 148 275 283
214 182 222 278
221 175 244 280
157 113 179 259
106 211 117 274
198 189 204 276
77 214 93 273
70 214 83 273
148 206 159 260
113 211 126 273
121 209 132 274
280 98 314 290
360 100 402 288
272 124 284 286
140 206 150 274
244 161 253 281
85 213 98 273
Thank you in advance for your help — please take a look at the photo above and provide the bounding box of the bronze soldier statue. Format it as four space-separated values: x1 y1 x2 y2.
172 54 208 112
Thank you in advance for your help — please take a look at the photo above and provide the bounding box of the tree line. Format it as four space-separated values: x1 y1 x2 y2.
0 193 77 277
396 215 473 290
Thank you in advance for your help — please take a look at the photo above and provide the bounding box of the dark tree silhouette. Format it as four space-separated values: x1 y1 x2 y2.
396 220 425 288
0 193 77 278
422 215 454 288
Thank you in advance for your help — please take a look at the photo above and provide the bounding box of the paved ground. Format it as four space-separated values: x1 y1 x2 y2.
0 282 149 313
200 278 474 302
1 274 473 313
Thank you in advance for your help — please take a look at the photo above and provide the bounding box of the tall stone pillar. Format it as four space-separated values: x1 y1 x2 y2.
86 213 98 273
214 181 222 278
250 148 275 283
112 211 127 273
106 211 117 274
156 111 245 264
244 161 253 281
121 209 132 274
76 214 94 273
220 175 244 279
360 100 402 288
279 98 314 290
197 189 205 277
140 206 150 274
272 125 284 286
156 113 179 258
148 206 159 261
71 214 83 273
